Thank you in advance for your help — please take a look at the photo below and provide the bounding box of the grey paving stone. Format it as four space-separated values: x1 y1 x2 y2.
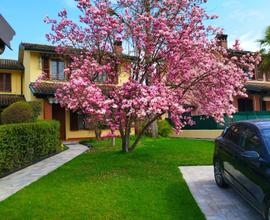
0 144 88 202
180 166 263 220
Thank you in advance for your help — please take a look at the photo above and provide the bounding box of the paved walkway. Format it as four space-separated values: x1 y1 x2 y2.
0 144 88 202
180 166 263 220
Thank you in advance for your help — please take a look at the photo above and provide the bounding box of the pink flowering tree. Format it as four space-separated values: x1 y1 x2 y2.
44 0 260 152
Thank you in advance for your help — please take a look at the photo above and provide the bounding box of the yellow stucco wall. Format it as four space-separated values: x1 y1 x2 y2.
23 51 43 101
172 130 223 139
22 51 45 119
0 70 23 95
118 61 130 85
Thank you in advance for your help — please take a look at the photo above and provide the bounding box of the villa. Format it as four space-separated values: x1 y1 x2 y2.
0 36 268 140
0 42 134 140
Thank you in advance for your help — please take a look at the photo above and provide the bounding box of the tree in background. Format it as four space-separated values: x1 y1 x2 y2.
258 26 270 73
44 0 260 152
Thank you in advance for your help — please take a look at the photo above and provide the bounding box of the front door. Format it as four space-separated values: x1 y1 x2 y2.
52 104 66 140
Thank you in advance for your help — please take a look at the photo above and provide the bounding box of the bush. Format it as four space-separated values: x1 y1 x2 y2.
28 101 42 120
0 120 61 177
1 101 33 124
135 120 154 137
158 120 172 137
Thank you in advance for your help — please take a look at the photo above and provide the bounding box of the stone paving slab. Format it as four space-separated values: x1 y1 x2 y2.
0 144 88 202
180 166 263 220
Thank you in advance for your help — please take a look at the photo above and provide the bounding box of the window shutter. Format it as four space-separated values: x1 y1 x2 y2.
0 74 4 91
42 56 50 79
70 111 79 131
0 73 11 92
5 74 11 92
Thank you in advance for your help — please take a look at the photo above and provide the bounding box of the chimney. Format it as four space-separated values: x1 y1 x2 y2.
114 40 123 55
216 34 228 49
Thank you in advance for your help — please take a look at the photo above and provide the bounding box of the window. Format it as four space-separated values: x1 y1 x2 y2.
238 99 253 112
77 114 92 130
70 111 85 131
94 72 108 83
262 101 267 111
0 73 11 92
70 111 93 131
51 60 65 80
70 111 109 131
243 68 255 80
224 125 242 145
256 69 264 81
241 127 262 153
261 128 270 152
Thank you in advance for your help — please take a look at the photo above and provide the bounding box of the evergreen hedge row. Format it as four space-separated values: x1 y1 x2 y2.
0 120 61 177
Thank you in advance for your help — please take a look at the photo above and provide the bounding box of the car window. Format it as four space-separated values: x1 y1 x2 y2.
261 128 270 153
241 127 262 153
224 125 242 145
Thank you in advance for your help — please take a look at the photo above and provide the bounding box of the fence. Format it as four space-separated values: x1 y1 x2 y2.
182 111 270 130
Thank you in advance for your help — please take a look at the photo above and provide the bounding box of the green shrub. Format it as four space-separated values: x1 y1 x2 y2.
28 101 42 120
0 120 61 177
135 120 154 137
158 120 172 137
1 101 33 124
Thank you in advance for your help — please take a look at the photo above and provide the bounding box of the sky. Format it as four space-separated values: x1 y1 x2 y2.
0 0 270 60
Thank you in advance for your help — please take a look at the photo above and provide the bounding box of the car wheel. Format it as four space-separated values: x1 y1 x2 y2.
214 159 228 188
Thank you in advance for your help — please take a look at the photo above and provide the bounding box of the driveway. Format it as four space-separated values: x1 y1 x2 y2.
180 166 263 220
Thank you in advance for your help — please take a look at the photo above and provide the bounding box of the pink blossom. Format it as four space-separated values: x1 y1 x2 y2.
42 0 261 152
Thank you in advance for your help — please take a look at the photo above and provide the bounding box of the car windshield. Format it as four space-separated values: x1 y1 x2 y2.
261 128 270 152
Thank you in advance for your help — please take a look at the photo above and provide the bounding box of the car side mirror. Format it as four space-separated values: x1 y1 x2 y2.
241 151 260 161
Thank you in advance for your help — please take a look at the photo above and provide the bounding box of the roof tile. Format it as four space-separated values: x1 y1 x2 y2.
0 94 25 107
0 59 24 70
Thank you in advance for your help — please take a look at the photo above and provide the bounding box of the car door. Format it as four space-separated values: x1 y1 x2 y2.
221 124 243 184
236 126 268 211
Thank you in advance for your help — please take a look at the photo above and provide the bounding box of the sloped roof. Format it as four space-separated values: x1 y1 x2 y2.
0 59 24 70
245 81 270 92
20 42 137 60
228 49 253 56
0 94 25 107
20 43 57 53
29 81 117 98
29 82 59 98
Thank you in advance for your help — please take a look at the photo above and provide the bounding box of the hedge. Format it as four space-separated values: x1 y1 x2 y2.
28 101 42 121
1 101 33 124
0 120 62 177
158 120 172 137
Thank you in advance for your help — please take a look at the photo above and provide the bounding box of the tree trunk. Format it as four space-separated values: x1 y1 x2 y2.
149 120 158 138
111 137 116 147
95 129 102 140
129 113 164 151
120 113 165 153
121 134 130 152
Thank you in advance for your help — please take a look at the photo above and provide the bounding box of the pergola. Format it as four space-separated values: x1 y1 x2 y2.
0 14 15 54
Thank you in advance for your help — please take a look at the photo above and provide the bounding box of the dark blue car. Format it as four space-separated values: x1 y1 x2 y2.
214 120 270 220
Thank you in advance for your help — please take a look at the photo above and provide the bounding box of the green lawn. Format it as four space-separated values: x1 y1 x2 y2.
0 137 214 220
